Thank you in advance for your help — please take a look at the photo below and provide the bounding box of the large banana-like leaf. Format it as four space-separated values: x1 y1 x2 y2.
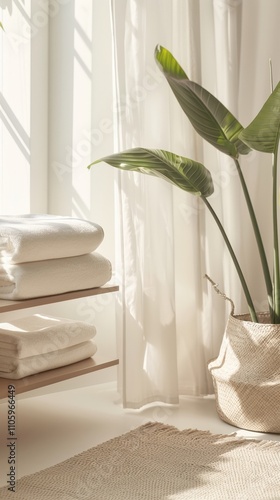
154 44 188 79
155 45 250 157
239 81 280 153
88 148 214 197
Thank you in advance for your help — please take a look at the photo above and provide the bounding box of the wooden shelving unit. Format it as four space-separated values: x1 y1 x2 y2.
0 285 119 399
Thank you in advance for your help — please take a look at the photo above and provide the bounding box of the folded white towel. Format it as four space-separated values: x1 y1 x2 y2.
0 252 112 300
0 340 97 379
0 314 96 358
0 214 104 263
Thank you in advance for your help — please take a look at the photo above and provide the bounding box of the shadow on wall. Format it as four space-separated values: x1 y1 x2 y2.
0 0 12 14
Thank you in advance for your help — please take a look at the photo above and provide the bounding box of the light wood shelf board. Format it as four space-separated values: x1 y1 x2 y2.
0 357 119 398
0 284 119 313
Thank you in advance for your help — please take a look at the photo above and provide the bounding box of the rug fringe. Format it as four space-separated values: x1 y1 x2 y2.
140 422 280 450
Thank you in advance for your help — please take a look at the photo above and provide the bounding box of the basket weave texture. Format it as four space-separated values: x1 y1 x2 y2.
208 312 280 433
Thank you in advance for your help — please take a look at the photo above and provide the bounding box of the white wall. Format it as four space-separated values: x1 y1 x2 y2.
48 1 115 245
0 0 48 214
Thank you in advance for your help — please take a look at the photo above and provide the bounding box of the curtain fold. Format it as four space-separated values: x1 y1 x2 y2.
111 0 220 408
111 0 180 408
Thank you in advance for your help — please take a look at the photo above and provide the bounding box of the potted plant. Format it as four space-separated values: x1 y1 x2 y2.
88 45 280 433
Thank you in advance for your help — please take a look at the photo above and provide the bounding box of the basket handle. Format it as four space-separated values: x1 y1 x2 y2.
204 274 235 315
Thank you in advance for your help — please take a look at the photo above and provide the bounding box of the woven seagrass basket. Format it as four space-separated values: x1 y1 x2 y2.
208 312 280 433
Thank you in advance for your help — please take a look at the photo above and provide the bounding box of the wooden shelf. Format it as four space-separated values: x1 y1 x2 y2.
0 357 119 398
0 284 119 398
0 284 119 312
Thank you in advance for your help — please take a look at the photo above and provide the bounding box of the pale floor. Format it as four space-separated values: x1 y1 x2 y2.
0 367 280 488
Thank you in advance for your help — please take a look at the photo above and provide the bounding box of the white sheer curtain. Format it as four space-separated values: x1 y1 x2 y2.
109 0 280 408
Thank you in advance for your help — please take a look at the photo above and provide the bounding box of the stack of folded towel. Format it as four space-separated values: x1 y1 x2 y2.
0 214 112 300
0 314 98 379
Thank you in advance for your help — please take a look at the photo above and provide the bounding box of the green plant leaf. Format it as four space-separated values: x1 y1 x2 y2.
154 44 188 79
155 45 251 157
239 81 280 153
88 148 214 197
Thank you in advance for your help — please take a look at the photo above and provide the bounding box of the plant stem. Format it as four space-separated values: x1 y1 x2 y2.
272 149 280 322
202 197 258 322
234 158 273 320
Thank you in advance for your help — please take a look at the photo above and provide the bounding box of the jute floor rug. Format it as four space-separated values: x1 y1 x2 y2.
1 422 280 499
